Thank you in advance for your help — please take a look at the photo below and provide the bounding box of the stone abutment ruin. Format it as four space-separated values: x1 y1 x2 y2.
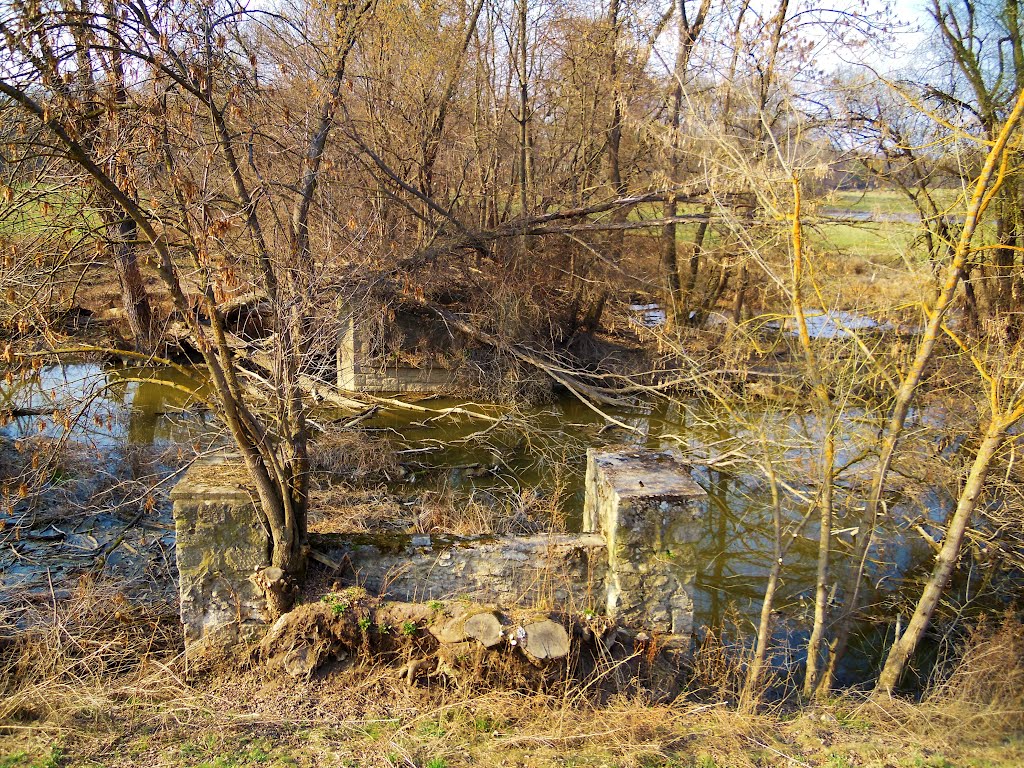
171 448 706 658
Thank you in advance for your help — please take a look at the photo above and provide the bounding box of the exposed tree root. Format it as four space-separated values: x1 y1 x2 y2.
257 589 678 697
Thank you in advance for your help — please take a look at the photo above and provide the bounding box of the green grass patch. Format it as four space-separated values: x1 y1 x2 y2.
0 749 63 768
810 221 920 261
416 720 447 738
175 737 287 768
0 184 98 238
823 188 964 215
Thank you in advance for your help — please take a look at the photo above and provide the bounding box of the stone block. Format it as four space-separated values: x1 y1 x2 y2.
584 448 706 645
170 449 705 661
336 307 455 393
171 461 270 658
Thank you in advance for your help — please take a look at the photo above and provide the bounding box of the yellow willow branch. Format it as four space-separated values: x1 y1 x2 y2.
820 82 1024 693
940 322 995 389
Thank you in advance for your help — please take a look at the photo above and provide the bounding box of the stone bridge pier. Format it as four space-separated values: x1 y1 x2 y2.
584 449 704 647
171 448 706 657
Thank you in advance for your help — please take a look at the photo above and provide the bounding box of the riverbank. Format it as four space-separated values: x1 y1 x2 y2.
3 578 1023 768
8 701 1023 768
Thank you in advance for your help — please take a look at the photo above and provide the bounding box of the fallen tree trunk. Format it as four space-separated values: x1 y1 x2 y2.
169 303 629 419
0 405 57 418
390 189 773 272
169 321 476 417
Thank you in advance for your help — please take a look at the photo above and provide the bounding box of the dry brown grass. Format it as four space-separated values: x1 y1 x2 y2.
922 614 1024 739
307 416 574 536
411 485 562 536
3 580 1024 768
308 485 412 533
0 576 184 729
307 428 412 532
309 428 399 485
308 476 564 536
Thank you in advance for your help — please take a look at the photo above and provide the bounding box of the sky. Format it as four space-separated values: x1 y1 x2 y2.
814 0 933 74
640 0 937 81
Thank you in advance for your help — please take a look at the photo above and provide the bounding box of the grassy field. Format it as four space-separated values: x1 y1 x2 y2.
0 184 97 238
627 190 926 263
618 188 934 315
822 189 965 216
3 681 1022 768
811 220 919 260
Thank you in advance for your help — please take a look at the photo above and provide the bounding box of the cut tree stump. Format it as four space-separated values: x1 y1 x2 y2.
523 618 571 661
464 611 504 648
260 594 576 680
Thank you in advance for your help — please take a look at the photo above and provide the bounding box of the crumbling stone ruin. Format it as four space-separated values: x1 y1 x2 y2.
171 448 706 678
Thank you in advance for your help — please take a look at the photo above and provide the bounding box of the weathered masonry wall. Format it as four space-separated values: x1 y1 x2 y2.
172 449 706 658
169 463 271 651
336 307 455 393
312 532 608 610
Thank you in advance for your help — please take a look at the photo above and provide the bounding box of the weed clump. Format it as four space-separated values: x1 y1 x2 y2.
924 614 1024 738
308 428 398 486
0 576 181 727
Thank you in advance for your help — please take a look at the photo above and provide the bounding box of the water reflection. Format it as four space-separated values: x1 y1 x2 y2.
0 363 209 603
1 362 211 446
368 396 944 631
0 364 987 681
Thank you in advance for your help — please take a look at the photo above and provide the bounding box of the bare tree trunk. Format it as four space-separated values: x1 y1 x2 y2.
823 84 1024 692
419 0 485 230
742 436 817 708
108 214 154 350
661 7 683 319
786 176 836 699
742 441 783 707
662 196 683 322
685 204 712 297
683 0 746 325
876 410 1019 694
731 264 746 324
517 0 530 226
662 0 711 325
278 0 377 600
804 428 834 697
993 201 1015 313
963 265 981 331
103 1 154 352
605 0 627 265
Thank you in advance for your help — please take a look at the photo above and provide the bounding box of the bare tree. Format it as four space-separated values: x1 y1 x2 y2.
0 0 156 349
661 0 713 325
877 334 1024 693
823 79 1024 693
0 0 376 615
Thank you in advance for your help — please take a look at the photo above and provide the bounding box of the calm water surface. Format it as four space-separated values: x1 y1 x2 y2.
0 362 979 683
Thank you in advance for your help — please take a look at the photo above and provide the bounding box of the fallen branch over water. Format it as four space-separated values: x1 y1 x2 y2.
1 405 56 418
403 294 632 408
165 322 503 424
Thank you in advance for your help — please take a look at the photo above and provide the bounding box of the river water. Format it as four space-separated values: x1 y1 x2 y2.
0 361 992 685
